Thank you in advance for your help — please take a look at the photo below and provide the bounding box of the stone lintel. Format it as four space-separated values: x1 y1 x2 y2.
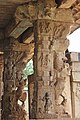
11 41 34 52
19 27 34 44
5 19 33 39
10 19 33 38
4 37 34 52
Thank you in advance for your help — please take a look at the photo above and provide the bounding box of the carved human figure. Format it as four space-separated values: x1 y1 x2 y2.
54 53 71 117
16 79 27 107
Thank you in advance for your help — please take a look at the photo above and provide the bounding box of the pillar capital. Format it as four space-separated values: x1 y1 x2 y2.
15 0 74 25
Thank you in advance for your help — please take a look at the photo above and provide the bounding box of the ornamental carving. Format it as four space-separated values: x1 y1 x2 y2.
15 0 74 24
72 0 80 24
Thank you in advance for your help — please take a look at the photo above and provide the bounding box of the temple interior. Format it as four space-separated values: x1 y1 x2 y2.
0 0 80 120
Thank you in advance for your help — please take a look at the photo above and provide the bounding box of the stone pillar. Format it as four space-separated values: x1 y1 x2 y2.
0 54 3 120
29 0 73 119
28 75 34 118
2 37 27 120
70 52 80 118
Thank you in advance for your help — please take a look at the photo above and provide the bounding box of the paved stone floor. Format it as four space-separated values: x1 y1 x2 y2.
29 118 80 120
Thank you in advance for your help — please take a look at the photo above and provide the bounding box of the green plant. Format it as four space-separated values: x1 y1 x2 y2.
23 59 34 79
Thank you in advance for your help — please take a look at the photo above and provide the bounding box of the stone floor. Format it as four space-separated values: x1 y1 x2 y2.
30 119 80 120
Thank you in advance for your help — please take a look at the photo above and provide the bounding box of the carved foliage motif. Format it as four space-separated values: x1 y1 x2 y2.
15 0 74 26
37 20 70 38
15 2 37 24
15 0 56 24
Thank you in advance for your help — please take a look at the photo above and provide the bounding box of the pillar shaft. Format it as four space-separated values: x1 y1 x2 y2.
2 50 18 120
33 20 57 119
2 38 27 120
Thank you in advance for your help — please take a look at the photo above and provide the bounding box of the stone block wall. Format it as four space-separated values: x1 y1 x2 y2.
71 52 80 118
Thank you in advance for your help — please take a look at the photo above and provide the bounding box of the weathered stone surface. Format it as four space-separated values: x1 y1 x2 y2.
72 71 80 81
70 52 80 62
3 37 34 52
62 69 72 117
71 1 80 25
28 0 73 118
59 0 76 8
73 82 80 118
2 38 28 120
52 9 73 23
1 0 77 119
10 19 33 38
70 52 80 118
15 0 73 23
72 62 80 71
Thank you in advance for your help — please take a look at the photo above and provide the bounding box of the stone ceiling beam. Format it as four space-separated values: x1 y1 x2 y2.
10 19 33 39
5 19 33 39
4 37 34 52
19 27 34 43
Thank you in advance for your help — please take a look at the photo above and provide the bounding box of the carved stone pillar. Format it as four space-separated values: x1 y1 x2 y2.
0 54 3 120
2 37 28 120
29 0 73 119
